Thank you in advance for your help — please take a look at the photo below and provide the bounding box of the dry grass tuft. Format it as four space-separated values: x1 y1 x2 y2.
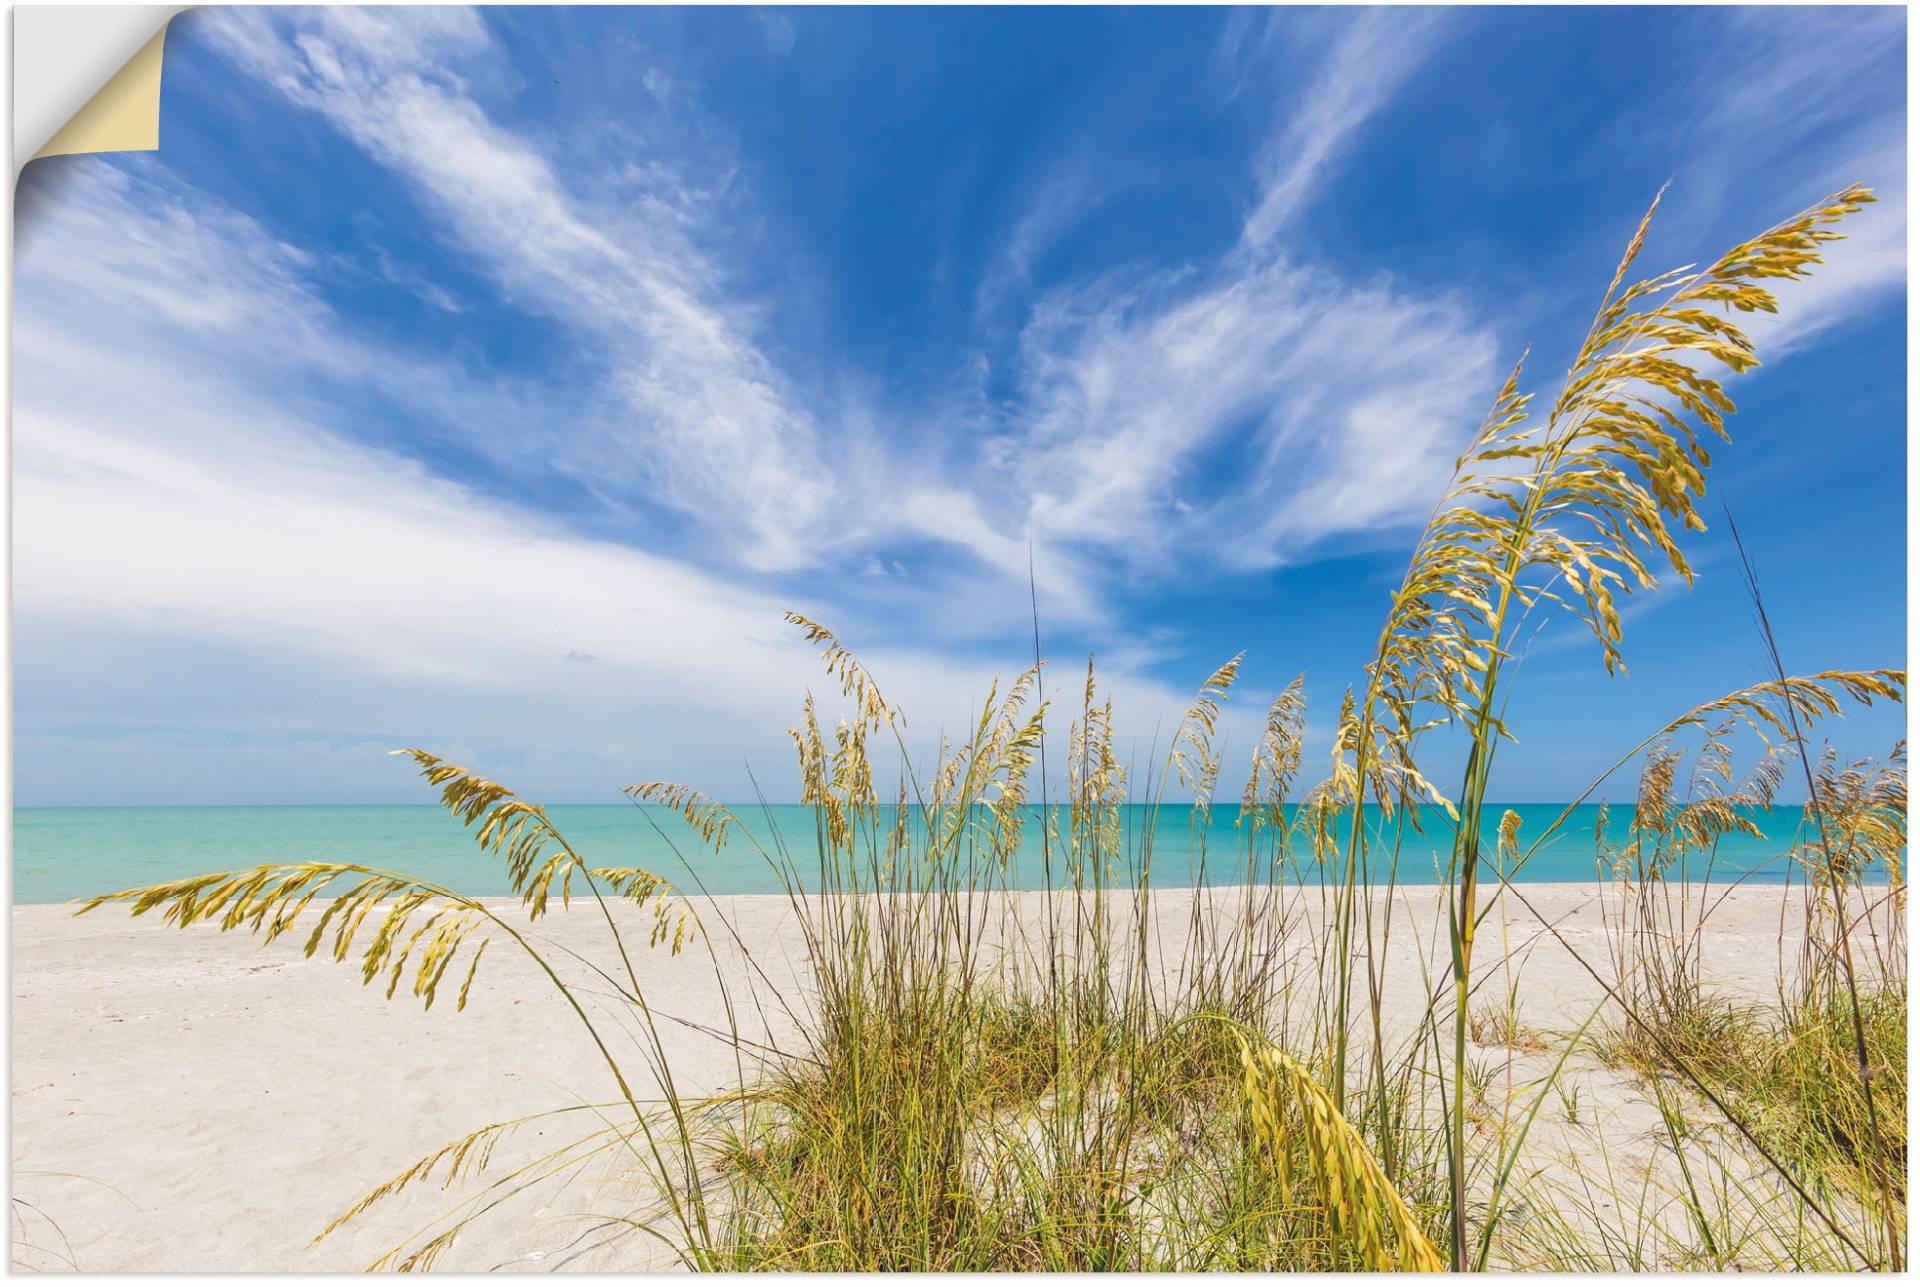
1240 1039 1446 1271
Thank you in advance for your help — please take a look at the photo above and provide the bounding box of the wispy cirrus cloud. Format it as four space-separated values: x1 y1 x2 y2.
973 168 1100 321
978 9 1489 573
1003 257 1494 571
190 7 1124 628
1234 8 1445 249
1701 7 1904 154
11 161 1200 803
14 5 1903 809
203 6 837 572
17 159 589 488
203 6 1493 599
1688 8 1906 357
968 0 1900 586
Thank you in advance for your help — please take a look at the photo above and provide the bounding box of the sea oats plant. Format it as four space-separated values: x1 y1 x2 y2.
75 183 1906 1272
1308 182 1884 1266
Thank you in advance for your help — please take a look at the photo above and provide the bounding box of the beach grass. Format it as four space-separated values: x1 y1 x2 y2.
70 181 1907 1273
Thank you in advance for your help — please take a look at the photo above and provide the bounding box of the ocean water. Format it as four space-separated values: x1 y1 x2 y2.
10 802 1866 905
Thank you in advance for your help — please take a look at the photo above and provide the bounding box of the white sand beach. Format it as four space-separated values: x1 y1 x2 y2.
9 883 1879 1272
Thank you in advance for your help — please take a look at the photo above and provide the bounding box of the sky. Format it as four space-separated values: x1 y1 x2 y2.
12 5 1908 807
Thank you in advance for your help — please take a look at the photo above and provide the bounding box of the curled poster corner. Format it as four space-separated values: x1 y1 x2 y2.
33 25 168 161
17 6 187 172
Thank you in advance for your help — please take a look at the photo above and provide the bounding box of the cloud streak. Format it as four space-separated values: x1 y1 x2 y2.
1237 9 1444 249
12 154 1203 803
204 6 836 571
981 10 1488 573
1004 256 1495 571
196 6 1497 599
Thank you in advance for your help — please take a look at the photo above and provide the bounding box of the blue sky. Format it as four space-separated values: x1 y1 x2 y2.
13 5 1907 806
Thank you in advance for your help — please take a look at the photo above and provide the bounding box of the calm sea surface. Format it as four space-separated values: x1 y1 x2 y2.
11 802 1867 904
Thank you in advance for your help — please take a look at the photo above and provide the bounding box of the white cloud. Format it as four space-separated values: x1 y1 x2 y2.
1004 256 1496 571
1237 9 1443 249
1753 171 1905 359
974 169 1098 320
192 6 1494 604
370 244 465 314
185 7 1147 626
201 6 836 572
13 302 1204 803
12 154 1203 804
1704 8 1904 151
1584 15 1909 386
980 11 1488 574
979 3 1904 580
1678 8 1906 357
1612 11 1912 384
16 160 599 492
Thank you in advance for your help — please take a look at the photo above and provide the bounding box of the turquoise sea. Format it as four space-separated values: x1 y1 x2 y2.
10 802 1866 904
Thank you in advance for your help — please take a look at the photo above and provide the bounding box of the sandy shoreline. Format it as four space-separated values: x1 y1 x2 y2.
9 883 1869 1271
